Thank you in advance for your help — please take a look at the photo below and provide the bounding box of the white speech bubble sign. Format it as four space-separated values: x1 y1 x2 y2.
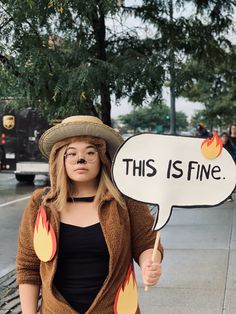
112 133 236 231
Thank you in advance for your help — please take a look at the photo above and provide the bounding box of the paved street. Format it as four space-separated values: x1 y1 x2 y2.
0 173 235 313
0 173 47 277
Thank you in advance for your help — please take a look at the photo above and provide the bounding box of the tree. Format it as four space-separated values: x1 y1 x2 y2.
0 0 166 125
0 1 121 124
128 0 236 132
180 46 236 130
0 0 235 127
0 65 20 97
119 101 188 133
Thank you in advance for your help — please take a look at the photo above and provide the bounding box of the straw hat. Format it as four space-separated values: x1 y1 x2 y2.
39 115 123 159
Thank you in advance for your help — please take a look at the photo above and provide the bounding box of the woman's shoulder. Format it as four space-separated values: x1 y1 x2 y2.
23 188 49 216
18 188 48 228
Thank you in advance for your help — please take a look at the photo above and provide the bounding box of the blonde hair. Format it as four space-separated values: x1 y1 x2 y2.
95 168 125 207
50 136 126 211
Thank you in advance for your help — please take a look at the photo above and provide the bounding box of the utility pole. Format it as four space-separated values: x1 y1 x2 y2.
169 0 177 135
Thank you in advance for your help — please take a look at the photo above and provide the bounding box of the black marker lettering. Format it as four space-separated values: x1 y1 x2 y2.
196 163 200 180
146 159 157 177
142 160 145 176
133 160 142 176
199 164 211 181
211 166 221 180
122 159 133 175
187 161 198 180
172 160 183 178
167 160 172 178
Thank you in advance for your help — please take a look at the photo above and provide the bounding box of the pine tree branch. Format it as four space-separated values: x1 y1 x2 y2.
0 54 34 87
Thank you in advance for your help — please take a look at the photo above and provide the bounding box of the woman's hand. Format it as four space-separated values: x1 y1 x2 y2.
139 248 162 287
141 259 162 286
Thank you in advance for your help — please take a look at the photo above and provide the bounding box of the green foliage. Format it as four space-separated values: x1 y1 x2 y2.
0 0 125 122
131 0 235 131
119 101 188 133
0 66 20 98
0 0 235 126
0 0 166 122
180 45 236 130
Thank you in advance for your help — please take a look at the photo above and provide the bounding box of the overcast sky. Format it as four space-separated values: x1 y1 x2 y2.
110 1 235 121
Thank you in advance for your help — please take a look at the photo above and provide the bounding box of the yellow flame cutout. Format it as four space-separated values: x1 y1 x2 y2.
114 265 138 314
33 206 57 262
201 132 223 160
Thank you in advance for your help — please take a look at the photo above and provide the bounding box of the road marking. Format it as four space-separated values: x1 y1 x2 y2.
0 195 31 207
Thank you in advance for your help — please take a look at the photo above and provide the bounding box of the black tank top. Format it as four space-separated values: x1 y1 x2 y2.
54 222 109 314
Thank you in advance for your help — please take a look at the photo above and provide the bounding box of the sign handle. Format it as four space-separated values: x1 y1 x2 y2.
144 231 160 292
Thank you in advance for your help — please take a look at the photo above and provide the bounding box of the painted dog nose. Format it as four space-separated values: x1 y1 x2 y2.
77 158 86 164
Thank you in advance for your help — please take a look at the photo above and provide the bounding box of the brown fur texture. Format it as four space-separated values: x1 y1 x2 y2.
16 188 164 313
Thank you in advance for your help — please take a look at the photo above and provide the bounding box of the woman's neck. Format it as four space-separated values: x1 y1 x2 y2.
72 180 98 197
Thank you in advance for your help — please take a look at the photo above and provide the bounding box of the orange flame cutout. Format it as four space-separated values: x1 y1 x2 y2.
201 132 223 160
33 206 57 262
114 265 138 314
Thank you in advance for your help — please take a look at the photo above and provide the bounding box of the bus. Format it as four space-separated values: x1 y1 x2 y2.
0 101 49 182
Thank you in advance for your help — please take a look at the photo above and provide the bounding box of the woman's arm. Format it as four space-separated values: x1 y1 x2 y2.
16 190 44 312
16 190 43 285
139 248 162 286
125 198 164 263
19 284 40 314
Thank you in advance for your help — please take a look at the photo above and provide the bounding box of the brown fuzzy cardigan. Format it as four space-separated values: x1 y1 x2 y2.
16 188 163 314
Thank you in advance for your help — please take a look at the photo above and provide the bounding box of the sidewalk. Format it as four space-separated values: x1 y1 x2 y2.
137 195 236 314
0 196 235 313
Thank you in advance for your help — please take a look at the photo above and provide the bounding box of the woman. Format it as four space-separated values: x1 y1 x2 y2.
228 124 236 162
220 132 233 155
16 115 164 314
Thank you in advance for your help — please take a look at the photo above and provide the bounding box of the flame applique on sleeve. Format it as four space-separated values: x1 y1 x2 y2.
114 264 138 314
33 206 57 262
201 132 223 160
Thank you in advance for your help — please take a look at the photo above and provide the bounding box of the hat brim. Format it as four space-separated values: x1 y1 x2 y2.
39 121 123 159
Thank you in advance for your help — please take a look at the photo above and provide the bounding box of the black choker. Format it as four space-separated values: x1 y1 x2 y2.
67 196 95 203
